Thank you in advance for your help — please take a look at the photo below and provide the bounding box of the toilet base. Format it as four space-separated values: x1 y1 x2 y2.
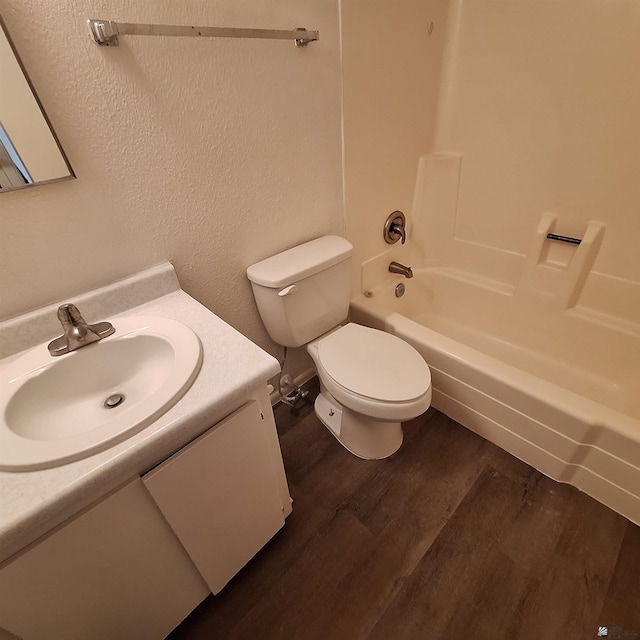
314 391 403 460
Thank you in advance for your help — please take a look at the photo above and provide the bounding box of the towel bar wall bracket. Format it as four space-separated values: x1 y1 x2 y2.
87 19 319 48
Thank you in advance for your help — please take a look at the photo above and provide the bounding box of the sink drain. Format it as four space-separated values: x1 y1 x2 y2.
103 393 126 409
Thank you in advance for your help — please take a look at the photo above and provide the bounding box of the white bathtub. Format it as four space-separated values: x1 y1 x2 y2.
350 266 640 525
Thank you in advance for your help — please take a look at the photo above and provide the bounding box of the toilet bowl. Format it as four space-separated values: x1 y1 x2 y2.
307 323 432 459
246 235 432 460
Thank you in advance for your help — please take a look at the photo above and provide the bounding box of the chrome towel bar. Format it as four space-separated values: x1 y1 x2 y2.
88 19 319 48
546 233 582 245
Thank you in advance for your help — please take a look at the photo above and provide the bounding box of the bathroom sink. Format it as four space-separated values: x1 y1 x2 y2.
0 317 202 471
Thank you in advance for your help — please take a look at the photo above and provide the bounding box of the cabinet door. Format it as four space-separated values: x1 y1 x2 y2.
143 400 285 594
0 477 209 640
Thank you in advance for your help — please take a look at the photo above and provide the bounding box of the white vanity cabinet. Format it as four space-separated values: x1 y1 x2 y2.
143 399 287 594
0 390 291 640
0 477 209 640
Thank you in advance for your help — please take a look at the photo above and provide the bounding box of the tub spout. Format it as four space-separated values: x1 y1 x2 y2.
389 261 413 278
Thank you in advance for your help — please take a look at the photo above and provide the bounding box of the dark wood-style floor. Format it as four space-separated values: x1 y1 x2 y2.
169 387 640 640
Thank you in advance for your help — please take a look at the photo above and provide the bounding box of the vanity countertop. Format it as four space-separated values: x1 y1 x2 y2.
0 264 280 563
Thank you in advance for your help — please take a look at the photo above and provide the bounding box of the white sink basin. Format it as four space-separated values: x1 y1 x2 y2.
0 317 202 471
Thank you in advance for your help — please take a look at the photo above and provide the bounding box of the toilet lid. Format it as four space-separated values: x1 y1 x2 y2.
317 324 431 402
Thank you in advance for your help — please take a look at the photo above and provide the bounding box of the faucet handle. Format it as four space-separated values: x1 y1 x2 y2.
390 221 406 244
57 303 85 328
383 211 407 245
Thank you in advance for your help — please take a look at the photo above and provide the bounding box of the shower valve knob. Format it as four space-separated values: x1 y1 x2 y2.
384 211 407 245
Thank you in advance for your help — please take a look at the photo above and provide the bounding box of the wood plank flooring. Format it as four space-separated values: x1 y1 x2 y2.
169 388 640 640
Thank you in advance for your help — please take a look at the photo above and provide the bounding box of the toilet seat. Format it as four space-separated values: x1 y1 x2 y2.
309 324 432 421
318 323 430 402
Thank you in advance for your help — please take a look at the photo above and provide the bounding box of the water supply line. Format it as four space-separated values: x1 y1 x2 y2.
277 347 309 407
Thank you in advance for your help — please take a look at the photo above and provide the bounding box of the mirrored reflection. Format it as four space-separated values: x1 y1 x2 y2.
0 121 31 188
0 14 74 192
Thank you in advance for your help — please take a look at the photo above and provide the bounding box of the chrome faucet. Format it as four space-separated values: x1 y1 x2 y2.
389 261 413 279
47 303 115 356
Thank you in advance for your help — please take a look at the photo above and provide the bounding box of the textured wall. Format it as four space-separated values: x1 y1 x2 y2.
0 1 343 363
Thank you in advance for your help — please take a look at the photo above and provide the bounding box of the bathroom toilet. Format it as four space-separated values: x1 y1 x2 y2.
247 235 431 459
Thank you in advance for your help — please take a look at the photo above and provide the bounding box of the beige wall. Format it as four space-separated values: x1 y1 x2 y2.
414 0 640 319
341 0 449 294
0 1 344 364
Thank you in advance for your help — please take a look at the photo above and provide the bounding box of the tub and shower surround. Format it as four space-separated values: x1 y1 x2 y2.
342 0 640 522
350 148 640 523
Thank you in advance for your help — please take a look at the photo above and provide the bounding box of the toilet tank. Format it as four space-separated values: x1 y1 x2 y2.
247 236 353 347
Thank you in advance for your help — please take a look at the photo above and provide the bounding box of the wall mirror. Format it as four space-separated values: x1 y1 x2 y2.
0 14 74 192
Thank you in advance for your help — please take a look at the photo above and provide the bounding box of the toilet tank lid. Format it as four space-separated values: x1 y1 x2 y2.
246 236 353 288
